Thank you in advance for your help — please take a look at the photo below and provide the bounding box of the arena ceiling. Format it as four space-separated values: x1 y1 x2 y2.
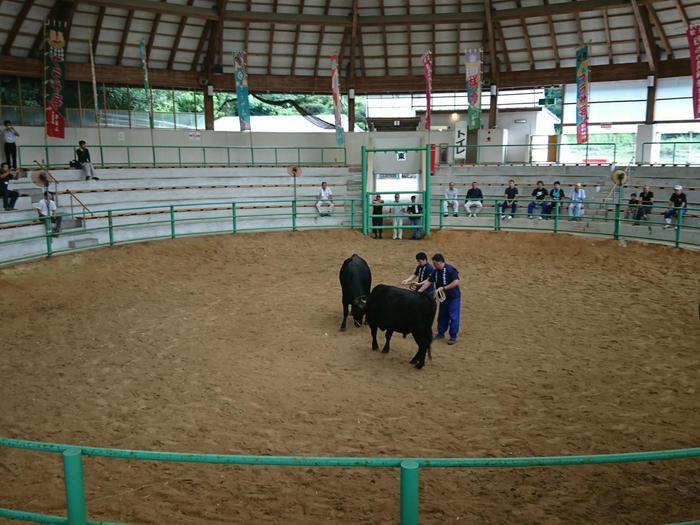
0 0 697 94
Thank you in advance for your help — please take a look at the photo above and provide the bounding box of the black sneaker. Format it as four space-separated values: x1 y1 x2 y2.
433 333 445 340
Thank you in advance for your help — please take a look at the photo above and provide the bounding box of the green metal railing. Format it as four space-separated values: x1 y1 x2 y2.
0 437 698 524
431 197 699 249
640 141 700 165
440 142 618 165
17 144 348 170
0 198 359 267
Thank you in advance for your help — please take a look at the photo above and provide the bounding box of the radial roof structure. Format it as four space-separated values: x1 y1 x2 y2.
0 0 697 93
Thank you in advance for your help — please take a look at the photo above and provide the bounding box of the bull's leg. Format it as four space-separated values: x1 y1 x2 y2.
382 330 394 353
370 324 379 351
409 349 420 365
340 303 348 331
414 345 428 369
410 333 422 364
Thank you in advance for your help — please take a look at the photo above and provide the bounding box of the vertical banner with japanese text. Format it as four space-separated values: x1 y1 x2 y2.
233 51 252 131
687 25 700 119
330 54 345 146
465 49 482 130
454 121 467 160
575 46 590 144
45 20 66 139
138 40 154 128
422 51 432 130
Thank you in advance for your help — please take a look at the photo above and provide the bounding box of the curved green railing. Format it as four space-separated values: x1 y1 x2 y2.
17 144 348 169
1 437 698 524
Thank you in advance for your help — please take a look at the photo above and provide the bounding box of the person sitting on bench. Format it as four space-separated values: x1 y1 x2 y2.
37 192 62 236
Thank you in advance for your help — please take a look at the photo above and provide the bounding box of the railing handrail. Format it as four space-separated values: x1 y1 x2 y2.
1 436 698 468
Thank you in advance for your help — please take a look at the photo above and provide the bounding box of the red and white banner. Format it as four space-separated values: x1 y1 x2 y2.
687 25 700 119
45 21 66 139
422 51 432 131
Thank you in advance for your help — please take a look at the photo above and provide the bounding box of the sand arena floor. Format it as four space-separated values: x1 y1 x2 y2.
0 229 699 524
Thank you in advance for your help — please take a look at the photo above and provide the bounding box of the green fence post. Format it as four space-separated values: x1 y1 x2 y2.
553 202 559 233
45 145 50 169
612 143 617 164
178 148 182 168
343 147 347 166
227 147 231 167
292 199 297 231
274 148 278 167
675 209 683 248
63 449 87 525
152 145 156 167
297 148 301 167
351 199 355 229
494 200 500 232
231 202 237 233
424 144 431 236
202 146 207 167
44 216 53 257
18 146 22 170
584 142 589 164
108 210 114 246
170 205 176 239
400 460 419 525
613 185 622 240
127 146 131 168
361 146 368 235
99 144 105 168
250 146 255 166
439 199 444 230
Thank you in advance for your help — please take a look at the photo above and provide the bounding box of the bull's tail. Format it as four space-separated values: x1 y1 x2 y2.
426 297 437 360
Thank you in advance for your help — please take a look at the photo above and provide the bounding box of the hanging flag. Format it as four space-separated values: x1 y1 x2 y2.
45 20 66 139
233 51 252 131
138 39 154 128
575 46 590 144
465 48 482 130
330 54 345 146
687 25 700 119
422 51 432 131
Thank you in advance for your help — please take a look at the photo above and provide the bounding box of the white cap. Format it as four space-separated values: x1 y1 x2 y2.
674 185 683 191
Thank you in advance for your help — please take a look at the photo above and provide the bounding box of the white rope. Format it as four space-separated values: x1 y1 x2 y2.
435 287 446 303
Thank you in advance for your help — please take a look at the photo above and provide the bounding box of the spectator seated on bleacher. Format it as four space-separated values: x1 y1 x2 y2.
637 185 654 222
443 182 459 217
539 195 554 220
0 161 19 211
500 179 518 220
315 181 334 216
76 140 99 181
663 185 688 229
527 180 549 219
36 191 61 236
464 182 483 217
625 193 640 222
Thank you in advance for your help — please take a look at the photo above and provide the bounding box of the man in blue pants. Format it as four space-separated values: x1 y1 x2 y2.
418 253 461 345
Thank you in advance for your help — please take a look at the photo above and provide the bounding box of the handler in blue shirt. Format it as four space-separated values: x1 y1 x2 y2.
418 253 461 345
402 252 434 293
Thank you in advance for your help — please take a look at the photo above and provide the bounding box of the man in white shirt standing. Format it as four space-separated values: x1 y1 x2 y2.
3 120 20 171
443 181 459 217
391 193 406 240
37 192 62 236
568 182 586 221
315 181 334 216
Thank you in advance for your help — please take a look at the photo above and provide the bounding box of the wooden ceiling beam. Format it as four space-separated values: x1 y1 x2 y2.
672 0 689 28
542 0 560 68
268 0 278 75
496 20 510 72
290 1 306 74
312 0 333 76
646 3 673 58
117 10 135 65
631 0 660 73
574 12 584 48
431 0 436 70
379 0 389 76
3 0 34 55
92 6 106 58
168 0 196 70
0 54 690 94
603 9 613 63
146 2 166 59
405 0 413 74
349 0 358 84
191 20 210 72
56 0 670 29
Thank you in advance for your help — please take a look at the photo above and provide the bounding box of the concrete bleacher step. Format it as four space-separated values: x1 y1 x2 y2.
68 237 99 249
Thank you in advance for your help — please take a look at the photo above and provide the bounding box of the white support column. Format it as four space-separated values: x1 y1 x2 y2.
636 124 658 164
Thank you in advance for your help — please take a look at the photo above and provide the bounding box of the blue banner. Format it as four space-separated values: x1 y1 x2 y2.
233 51 251 131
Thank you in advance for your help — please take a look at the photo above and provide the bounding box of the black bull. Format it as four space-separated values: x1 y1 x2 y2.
339 254 372 331
365 284 437 369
